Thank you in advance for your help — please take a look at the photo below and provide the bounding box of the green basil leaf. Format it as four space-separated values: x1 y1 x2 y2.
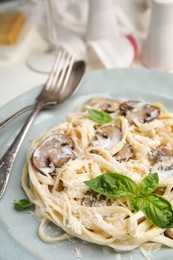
14 199 33 211
142 194 173 228
139 173 159 196
87 109 112 124
130 196 144 212
84 173 137 199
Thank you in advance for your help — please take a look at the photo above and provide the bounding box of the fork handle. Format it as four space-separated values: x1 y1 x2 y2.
0 104 36 130
0 103 43 199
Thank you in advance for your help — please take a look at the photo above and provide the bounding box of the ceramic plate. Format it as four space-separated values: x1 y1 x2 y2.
1 68 173 260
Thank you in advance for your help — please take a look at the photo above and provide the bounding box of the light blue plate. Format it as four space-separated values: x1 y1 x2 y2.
1 68 173 260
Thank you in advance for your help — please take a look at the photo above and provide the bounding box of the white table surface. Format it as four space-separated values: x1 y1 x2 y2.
0 59 143 109
0 60 47 108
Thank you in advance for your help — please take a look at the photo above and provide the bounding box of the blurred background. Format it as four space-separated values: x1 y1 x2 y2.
0 0 172 106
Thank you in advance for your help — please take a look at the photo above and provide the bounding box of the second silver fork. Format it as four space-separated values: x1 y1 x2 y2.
0 50 75 199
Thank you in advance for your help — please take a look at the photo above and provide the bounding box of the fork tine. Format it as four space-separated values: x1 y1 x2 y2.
50 50 68 90
45 50 75 95
58 54 74 88
56 52 74 90
62 54 75 90
54 54 74 93
45 50 63 90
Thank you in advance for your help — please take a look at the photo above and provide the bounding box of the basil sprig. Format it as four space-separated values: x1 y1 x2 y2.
87 109 112 124
85 173 137 199
14 199 33 211
139 173 159 196
84 172 173 228
142 194 173 228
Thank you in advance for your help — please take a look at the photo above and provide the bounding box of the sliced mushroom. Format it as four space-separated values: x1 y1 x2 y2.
149 146 173 164
114 144 133 162
87 98 120 113
151 157 173 173
32 134 75 174
82 190 107 207
155 187 164 196
120 100 160 124
165 229 173 239
82 191 97 207
95 125 122 149
149 146 173 181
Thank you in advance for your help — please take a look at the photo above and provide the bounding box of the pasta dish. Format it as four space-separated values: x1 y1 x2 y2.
22 97 173 252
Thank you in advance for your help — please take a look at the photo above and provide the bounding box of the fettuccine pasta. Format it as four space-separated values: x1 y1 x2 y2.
22 97 173 252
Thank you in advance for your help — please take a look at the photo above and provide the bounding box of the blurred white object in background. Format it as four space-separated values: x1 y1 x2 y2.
87 35 138 69
86 0 138 68
143 0 173 70
86 0 119 41
43 0 59 48
27 0 88 73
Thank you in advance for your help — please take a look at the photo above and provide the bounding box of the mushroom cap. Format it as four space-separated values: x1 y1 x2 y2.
32 134 75 174
120 100 160 124
114 144 133 162
165 229 173 239
150 146 173 182
95 125 122 149
149 146 173 164
87 98 120 113
82 190 107 207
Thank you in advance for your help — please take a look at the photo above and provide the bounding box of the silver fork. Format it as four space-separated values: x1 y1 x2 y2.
0 50 75 199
